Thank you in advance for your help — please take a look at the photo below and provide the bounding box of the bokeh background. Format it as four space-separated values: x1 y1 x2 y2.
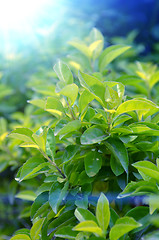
1 0 159 238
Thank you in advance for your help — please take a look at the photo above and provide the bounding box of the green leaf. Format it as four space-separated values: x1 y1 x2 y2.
73 220 103 237
132 161 159 182
59 83 78 105
96 193 110 234
149 71 159 89
110 155 124 176
148 195 159 214
54 119 68 135
109 208 119 228
104 81 125 103
78 71 105 106
31 192 49 220
89 28 104 60
99 45 131 72
13 229 30 236
54 61 73 84
48 210 74 233
104 85 120 109
10 235 31 240
30 218 45 240
55 226 77 239
33 201 49 219
115 98 159 117
143 230 159 240
69 40 91 58
129 123 159 136
49 182 69 214
0 117 7 135
84 151 102 177
46 128 56 159
57 120 81 136
109 217 142 240
79 89 94 118
32 84 56 96
36 182 53 196
112 114 132 127
125 206 150 229
81 126 108 145
32 128 47 152
75 208 97 223
19 156 47 181
105 137 129 173
89 40 103 59
28 99 45 109
45 97 65 117
62 145 79 164
9 127 35 143
15 190 36 201
118 181 158 198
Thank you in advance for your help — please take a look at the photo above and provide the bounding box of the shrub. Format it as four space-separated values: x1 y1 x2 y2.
8 29 159 240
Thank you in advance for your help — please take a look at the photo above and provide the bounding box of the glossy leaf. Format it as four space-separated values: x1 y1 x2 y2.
81 126 108 145
49 182 69 214
55 226 77 239
57 120 81 136
9 127 35 143
79 89 94 118
99 45 131 72
45 97 64 117
59 83 78 105
104 85 120 109
105 137 129 173
19 157 48 181
31 192 49 220
62 145 79 164
110 155 124 176
78 71 105 106
96 193 110 234
69 41 91 58
48 210 74 233
132 161 159 182
75 208 97 223
109 217 142 240
115 98 159 117
15 190 36 201
10 235 31 240
46 128 56 159
118 181 158 198
54 61 73 84
84 151 102 177
73 220 103 237
30 218 45 240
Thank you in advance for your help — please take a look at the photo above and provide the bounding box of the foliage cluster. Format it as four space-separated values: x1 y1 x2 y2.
1 28 159 239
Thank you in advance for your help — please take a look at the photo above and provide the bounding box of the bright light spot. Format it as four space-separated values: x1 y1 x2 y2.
0 0 51 31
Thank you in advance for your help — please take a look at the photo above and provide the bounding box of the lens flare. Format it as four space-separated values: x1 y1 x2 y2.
0 0 51 31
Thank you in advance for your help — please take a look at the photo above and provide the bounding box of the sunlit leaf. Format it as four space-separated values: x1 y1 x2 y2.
73 220 103 237
109 217 141 240
96 193 110 234
99 45 131 72
59 83 78 105
54 60 73 84
81 126 109 145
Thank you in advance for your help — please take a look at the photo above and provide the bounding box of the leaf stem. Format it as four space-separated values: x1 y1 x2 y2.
66 99 76 120
40 150 66 178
